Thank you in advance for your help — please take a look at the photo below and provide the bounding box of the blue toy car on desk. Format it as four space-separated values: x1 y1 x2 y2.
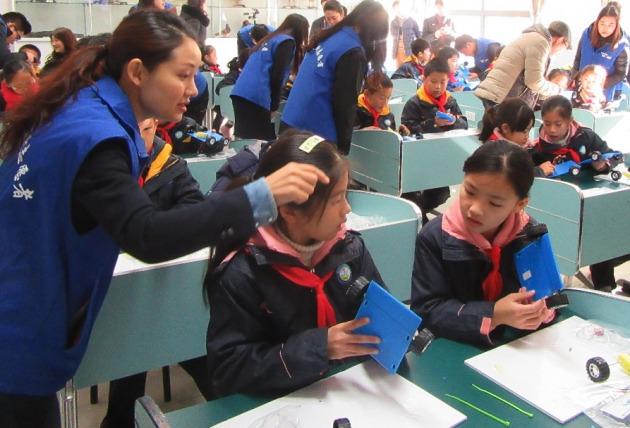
549 151 623 179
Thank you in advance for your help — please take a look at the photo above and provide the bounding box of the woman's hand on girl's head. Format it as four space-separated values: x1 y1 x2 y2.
490 289 549 331
539 161 555 176
265 162 329 207
327 317 381 361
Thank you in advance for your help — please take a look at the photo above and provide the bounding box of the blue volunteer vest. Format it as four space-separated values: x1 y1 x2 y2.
475 38 498 73
282 26 364 143
578 25 630 101
231 33 294 110
0 77 147 395
238 24 276 48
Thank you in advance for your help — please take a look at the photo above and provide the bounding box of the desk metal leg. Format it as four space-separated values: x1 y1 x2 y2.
575 270 594 288
58 379 78 428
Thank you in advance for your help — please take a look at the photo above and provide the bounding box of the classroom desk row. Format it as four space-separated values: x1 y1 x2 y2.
135 288 630 427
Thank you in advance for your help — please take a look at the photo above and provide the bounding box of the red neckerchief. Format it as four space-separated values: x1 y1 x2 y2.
449 73 457 85
415 63 425 75
1 81 23 111
209 64 222 74
422 84 448 112
156 122 176 146
271 264 336 327
545 146 581 163
363 97 381 127
483 245 503 301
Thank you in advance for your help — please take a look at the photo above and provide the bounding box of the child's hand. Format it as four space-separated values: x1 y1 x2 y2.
364 125 381 131
327 317 380 360
398 124 410 136
453 86 464 92
592 159 609 172
491 289 549 330
539 161 555 176
266 162 329 206
435 114 456 127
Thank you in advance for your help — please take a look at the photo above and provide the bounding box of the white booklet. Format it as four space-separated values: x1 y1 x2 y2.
465 316 630 424
212 359 466 427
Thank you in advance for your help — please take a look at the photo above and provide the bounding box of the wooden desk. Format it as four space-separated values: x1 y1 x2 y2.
143 288 624 427
348 129 481 196
526 173 630 276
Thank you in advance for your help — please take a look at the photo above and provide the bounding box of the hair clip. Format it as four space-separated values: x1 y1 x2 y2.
299 135 325 153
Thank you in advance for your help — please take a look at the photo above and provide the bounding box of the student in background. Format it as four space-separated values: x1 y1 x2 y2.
436 46 467 92
0 12 32 69
454 34 502 79
573 2 629 102
310 0 329 39
411 140 555 347
534 95 627 293
401 58 467 225
401 58 467 134
547 68 571 91
200 45 221 74
18 44 41 76
479 98 553 177
391 37 431 85
422 0 455 52
101 118 210 428
571 64 608 111
231 14 308 140
532 95 614 171
0 58 38 114
40 27 77 77
0 11 328 426
206 132 384 398
281 0 389 155
355 71 408 135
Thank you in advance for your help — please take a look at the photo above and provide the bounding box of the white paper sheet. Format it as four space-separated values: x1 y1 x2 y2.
212 359 466 428
465 316 630 424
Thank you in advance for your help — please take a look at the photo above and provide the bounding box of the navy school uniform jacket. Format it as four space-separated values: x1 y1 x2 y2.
206 229 386 398
231 33 295 112
391 57 424 84
282 26 366 155
401 87 468 134
411 216 547 347
355 93 397 130
533 121 614 168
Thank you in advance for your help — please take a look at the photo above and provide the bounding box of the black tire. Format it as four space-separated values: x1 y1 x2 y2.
570 166 580 176
586 356 610 382
333 418 351 428
611 170 622 181
591 151 602 161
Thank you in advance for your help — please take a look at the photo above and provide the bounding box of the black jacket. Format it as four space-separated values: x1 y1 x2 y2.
533 124 614 167
401 91 468 134
206 230 386 398
141 137 204 210
411 216 549 347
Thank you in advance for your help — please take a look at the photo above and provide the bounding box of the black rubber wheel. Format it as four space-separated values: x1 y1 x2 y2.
409 328 435 356
545 293 569 310
333 418 351 428
586 356 610 382
570 166 580 176
345 276 370 303
591 151 602 161
611 170 622 181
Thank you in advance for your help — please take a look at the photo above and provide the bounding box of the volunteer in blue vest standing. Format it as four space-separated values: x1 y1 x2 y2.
0 11 327 427
280 0 389 155
573 1 629 101
230 14 308 140
454 34 502 79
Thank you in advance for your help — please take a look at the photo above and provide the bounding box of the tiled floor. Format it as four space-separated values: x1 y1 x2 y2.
76 185 630 426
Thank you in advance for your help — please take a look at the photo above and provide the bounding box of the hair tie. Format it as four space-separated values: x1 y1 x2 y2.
299 135 325 153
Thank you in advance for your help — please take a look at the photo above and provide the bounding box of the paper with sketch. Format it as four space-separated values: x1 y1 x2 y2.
212 359 466 428
465 316 630 424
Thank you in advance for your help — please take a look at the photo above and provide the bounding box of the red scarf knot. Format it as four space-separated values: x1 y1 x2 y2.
271 264 337 327
421 84 448 112
482 245 503 301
